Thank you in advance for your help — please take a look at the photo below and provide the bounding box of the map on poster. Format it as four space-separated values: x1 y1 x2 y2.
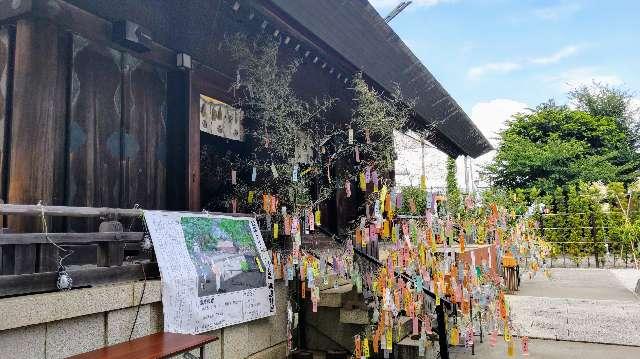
143 211 275 334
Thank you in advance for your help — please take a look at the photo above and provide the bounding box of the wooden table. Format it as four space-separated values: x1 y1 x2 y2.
67 332 218 359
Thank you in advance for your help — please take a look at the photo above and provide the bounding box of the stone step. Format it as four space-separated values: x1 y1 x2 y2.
339 308 370 325
315 274 352 291
305 306 363 351
395 316 412 342
394 336 438 359
302 233 338 250
318 283 353 308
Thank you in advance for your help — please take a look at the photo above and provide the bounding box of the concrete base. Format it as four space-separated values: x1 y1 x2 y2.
0 280 289 359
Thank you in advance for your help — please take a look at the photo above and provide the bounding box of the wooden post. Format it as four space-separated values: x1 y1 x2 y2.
97 221 124 267
7 19 68 232
436 303 449 359
167 69 191 211
188 71 200 211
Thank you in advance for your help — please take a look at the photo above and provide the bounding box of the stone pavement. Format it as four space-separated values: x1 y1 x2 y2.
453 337 640 359
517 268 637 300
507 268 640 346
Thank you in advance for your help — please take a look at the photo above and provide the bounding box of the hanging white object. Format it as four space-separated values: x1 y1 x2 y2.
57 269 73 290
141 234 153 250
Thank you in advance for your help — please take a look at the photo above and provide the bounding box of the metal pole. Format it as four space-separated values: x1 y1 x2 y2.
470 295 474 355
478 308 483 343
436 304 449 359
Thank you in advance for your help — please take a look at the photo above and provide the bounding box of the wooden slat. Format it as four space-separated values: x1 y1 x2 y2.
0 204 142 217
7 19 69 232
121 54 167 211
67 34 123 231
36 243 58 273
0 243 35 274
66 333 217 359
0 262 159 297
0 232 144 245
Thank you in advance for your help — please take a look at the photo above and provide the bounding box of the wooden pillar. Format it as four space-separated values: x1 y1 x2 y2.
166 69 195 211
0 26 13 206
7 19 68 232
188 74 201 211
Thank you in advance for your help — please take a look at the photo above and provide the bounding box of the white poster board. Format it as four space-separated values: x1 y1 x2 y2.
143 211 275 334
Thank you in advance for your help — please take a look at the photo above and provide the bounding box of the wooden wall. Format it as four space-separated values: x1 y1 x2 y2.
0 20 168 232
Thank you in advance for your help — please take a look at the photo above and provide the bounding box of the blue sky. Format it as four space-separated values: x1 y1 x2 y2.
371 0 640 145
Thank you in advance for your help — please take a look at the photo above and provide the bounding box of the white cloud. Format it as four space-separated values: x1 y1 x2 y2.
468 62 521 79
544 67 623 91
369 0 457 12
471 99 529 147
533 2 582 20
530 44 584 65
468 44 585 79
465 99 529 189
630 98 640 122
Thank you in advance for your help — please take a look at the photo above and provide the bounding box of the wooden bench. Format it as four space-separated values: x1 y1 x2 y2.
67 333 218 359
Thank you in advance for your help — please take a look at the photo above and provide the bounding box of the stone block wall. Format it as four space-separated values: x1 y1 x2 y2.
0 280 288 359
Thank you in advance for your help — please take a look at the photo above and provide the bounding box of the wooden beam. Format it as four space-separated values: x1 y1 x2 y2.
0 262 159 297
0 204 142 217
0 0 33 24
0 232 144 245
30 0 176 68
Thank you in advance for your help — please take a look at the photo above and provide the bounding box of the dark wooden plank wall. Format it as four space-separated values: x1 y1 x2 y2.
67 35 122 231
0 21 168 233
121 55 167 211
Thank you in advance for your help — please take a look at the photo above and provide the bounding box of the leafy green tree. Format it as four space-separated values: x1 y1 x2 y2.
569 82 638 146
585 183 606 267
552 187 567 248
397 186 427 215
181 217 217 252
487 102 640 194
446 157 462 217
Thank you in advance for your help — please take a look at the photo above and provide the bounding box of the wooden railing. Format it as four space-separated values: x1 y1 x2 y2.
0 204 158 297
